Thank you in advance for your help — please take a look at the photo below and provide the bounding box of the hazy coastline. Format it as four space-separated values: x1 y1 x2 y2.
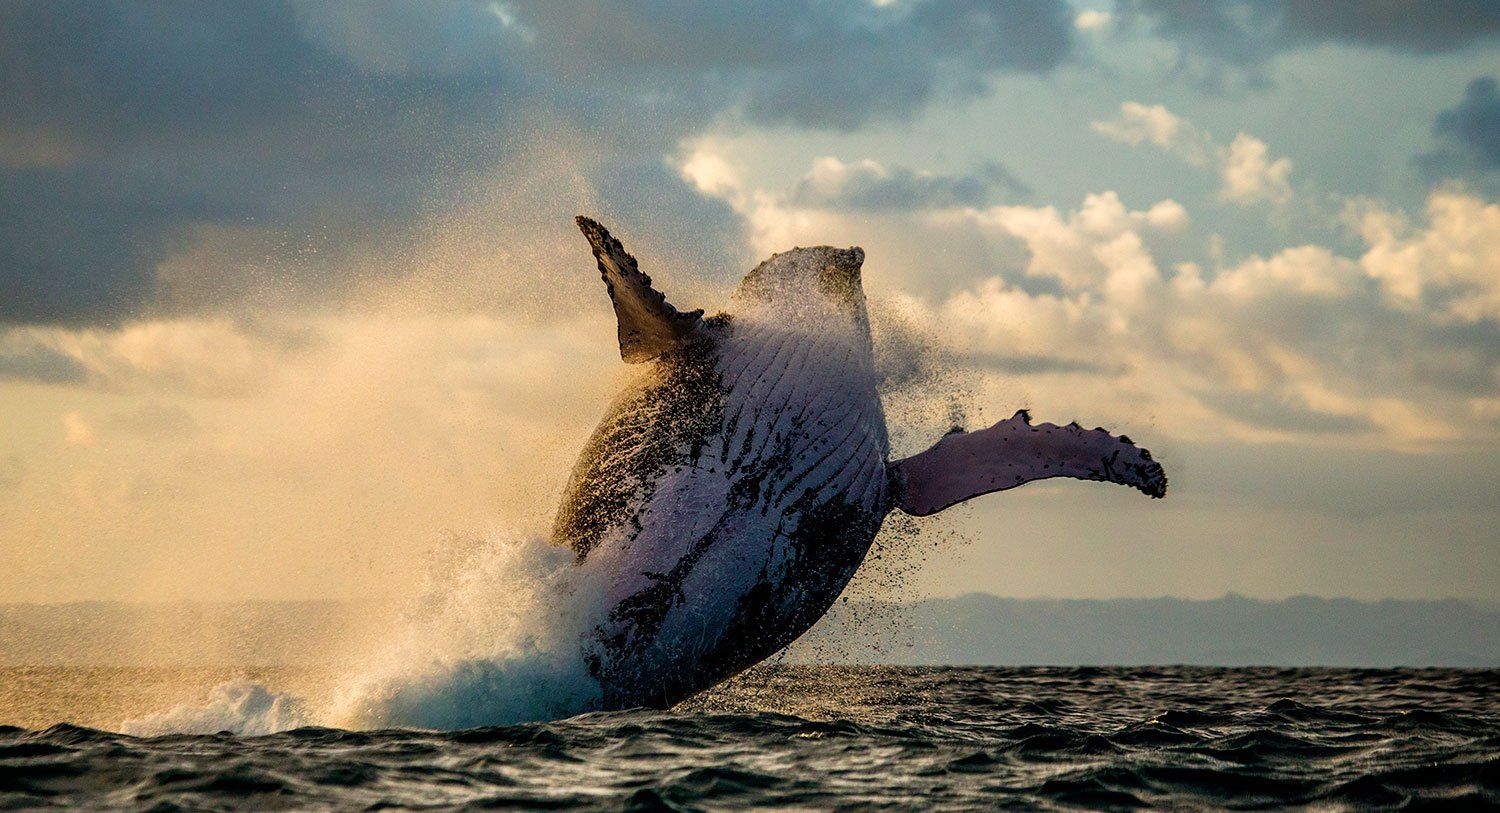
6 594 1495 668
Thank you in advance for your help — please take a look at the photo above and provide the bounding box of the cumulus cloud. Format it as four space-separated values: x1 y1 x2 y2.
1219 133 1293 205
1092 103 1293 205
1352 191 1500 323
1195 387 1374 435
923 195 1496 444
1090 102 1213 164
973 192 1189 294
684 147 1500 447
1418 76 1500 190
1074 10 1112 32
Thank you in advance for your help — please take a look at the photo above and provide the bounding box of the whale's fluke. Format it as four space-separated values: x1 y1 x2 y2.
575 216 705 363
888 410 1167 516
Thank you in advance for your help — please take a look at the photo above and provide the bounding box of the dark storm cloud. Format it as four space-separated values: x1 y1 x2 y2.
0 0 1075 326
1417 77 1500 187
791 161 1031 212
507 0 1073 130
1123 1 1500 73
0 1 527 324
731 0 1072 129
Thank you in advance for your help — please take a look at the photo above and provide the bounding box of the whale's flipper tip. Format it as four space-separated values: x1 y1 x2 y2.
1139 460 1168 498
889 412 1169 515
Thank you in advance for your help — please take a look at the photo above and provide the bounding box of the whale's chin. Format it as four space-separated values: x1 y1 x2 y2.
586 488 887 710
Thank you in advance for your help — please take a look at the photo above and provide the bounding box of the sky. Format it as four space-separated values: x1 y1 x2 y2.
1 1 1498 604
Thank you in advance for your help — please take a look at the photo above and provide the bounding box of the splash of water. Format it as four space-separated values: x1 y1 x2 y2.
122 531 608 734
118 681 309 737
327 531 606 729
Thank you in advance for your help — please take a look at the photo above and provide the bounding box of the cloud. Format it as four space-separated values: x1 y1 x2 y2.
789 157 1029 212
1418 76 1500 189
0 305 633 602
1123 0 1500 69
1219 134 1293 205
1195 388 1375 434
0 2 523 324
1092 103 1293 205
293 2 532 77
685 147 1500 447
0 339 89 384
1074 10 1112 32
925 198 1496 444
0 318 315 397
976 191 1189 293
1352 191 1500 323
653 0 1078 129
0 1 1078 326
1089 102 1213 164
485 1 1077 130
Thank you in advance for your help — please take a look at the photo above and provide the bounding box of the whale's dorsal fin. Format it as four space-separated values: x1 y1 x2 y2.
888 410 1167 516
576 216 704 363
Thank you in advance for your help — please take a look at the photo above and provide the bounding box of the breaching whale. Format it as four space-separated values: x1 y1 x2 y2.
558 217 1167 711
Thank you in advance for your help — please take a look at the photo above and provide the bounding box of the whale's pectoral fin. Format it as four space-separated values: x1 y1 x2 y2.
888 410 1167 516
575 216 705 363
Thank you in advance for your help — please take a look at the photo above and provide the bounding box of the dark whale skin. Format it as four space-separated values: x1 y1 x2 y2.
553 302 889 710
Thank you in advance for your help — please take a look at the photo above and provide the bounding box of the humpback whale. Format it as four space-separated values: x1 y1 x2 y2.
558 217 1167 711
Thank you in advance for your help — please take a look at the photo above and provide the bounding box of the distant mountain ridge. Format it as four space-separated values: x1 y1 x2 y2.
2 594 1496 667
790 593 1500 667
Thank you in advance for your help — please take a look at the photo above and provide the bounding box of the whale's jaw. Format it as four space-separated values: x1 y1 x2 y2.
556 310 889 710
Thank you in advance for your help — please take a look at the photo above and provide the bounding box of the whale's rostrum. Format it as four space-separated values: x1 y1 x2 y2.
556 216 1166 710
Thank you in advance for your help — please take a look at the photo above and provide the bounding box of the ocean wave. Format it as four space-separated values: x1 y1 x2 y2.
12 666 1496 810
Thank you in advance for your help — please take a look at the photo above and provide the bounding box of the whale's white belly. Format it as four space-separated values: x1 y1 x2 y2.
579 318 889 703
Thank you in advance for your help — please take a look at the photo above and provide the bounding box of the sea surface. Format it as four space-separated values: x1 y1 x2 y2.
2 665 1497 810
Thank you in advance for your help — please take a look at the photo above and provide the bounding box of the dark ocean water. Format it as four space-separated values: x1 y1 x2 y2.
2 665 1497 811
